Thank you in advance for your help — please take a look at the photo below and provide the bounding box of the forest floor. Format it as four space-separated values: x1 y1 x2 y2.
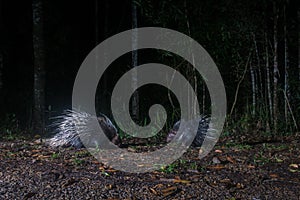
0 134 299 200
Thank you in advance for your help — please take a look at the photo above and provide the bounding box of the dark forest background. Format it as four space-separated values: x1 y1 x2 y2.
0 0 299 138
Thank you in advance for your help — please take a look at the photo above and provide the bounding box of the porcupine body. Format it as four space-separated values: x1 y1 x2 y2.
166 116 210 147
49 110 121 148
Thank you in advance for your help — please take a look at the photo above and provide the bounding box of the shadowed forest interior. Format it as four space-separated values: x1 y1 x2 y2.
1 0 299 137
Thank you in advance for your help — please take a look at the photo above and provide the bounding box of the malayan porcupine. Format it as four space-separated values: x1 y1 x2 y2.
48 110 121 148
166 116 210 147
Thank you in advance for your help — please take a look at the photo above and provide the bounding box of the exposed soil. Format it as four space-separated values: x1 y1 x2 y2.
0 136 299 200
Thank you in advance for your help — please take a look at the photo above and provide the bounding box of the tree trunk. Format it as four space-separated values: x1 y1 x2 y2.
95 0 99 46
265 33 273 124
0 0 3 95
0 52 3 115
298 7 300 82
0 53 3 92
95 0 103 114
100 0 110 116
273 2 279 135
32 0 46 135
131 0 139 121
297 7 300 82
284 4 290 127
184 0 197 116
249 60 256 116
202 83 205 114
253 33 263 101
95 0 110 116
95 0 99 109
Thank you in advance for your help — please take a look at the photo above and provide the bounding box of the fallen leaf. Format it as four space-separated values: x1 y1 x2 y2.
219 178 231 183
289 164 298 169
159 178 175 182
173 179 191 184
187 169 200 173
236 183 244 189
289 169 298 173
127 147 136 152
275 158 283 162
247 165 255 169
162 186 177 197
207 165 226 170
38 155 50 159
106 169 118 172
162 186 177 193
92 160 100 164
269 174 279 178
226 156 236 164
153 184 163 189
105 184 113 189
149 187 157 195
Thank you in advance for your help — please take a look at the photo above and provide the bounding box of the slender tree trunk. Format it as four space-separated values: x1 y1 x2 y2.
257 67 263 101
296 9 300 130
0 52 3 115
95 0 107 115
131 0 139 121
298 7 300 82
95 0 99 46
284 4 290 127
273 2 279 135
249 60 256 116
95 0 99 64
95 0 99 109
100 0 110 116
229 52 251 117
0 53 3 116
253 33 263 101
0 1 3 100
32 0 46 134
202 83 205 114
184 0 197 116
265 33 273 124
0 53 3 92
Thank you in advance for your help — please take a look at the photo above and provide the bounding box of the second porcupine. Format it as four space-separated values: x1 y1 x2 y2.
166 116 211 147
48 109 121 149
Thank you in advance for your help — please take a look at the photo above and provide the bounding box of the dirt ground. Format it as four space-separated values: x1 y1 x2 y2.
0 135 299 200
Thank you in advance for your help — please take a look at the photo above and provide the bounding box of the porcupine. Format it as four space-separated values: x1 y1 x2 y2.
48 109 121 148
166 116 211 147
